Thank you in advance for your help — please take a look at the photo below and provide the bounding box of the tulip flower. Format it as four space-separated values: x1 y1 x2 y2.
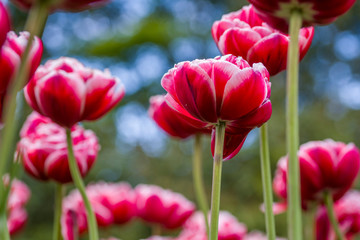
212 5 314 76
316 191 360 240
24 57 125 128
176 211 247 240
248 0 356 33
18 112 100 183
10 0 110 12
149 95 210 139
161 54 272 160
135 184 196 230
62 182 136 240
0 31 43 95
0 2 10 48
273 139 360 209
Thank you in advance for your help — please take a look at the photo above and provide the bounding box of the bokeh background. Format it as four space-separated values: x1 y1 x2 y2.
5 0 360 239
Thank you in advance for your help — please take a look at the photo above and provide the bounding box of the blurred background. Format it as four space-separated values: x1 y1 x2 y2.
5 0 360 239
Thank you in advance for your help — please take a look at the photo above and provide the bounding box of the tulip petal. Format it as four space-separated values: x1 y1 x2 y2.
335 144 360 188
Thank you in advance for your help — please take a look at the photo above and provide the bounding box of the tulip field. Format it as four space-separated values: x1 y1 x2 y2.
0 0 360 240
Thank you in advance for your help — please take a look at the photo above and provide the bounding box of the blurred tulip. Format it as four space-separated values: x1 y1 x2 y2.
24 57 125 128
177 211 247 240
62 182 136 240
316 191 360 240
18 112 99 183
273 139 360 209
0 31 43 94
212 5 314 76
161 54 272 160
248 0 355 33
135 184 195 230
149 95 210 139
0 2 10 48
10 0 110 12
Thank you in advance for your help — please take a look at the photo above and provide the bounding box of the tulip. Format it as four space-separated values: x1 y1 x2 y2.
135 184 196 230
248 0 355 33
149 95 210 139
177 211 247 240
62 182 136 240
10 0 110 12
212 5 314 76
315 191 360 240
161 54 272 160
0 31 43 95
18 112 100 183
0 3 10 48
24 57 125 128
273 139 360 209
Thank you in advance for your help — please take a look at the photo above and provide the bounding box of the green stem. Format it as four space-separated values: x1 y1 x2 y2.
192 134 210 237
259 124 276 240
324 192 344 240
53 184 65 240
151 224 162 236
66 129 98 240
0 2 49 238
209 122 226 240
286 9 303 240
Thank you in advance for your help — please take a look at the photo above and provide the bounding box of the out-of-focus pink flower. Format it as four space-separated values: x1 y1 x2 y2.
212 4 314 76
24 57 125 128
161 54 272 160
0 2 10 47
10 0 110 12
135 184 195 230
62 182 136 240
248 0 355 33
316 191 360 240
177 211 247 240
149 95 210 139
0 31 43 94
5 178 31 235
273 139 360 210
18 112 99 183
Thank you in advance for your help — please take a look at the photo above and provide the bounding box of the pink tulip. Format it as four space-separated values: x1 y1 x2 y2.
177 211 247 240
10 0 110 12
135 184 195 230
149 95 210 139
24 57 125 128
62 182 136 240
0 2 10 48
273 139 360 209
161 54 272 160
18 112 99 183
316 191 360 240
248 0 356 33
0 31 43 94
212 5 314 76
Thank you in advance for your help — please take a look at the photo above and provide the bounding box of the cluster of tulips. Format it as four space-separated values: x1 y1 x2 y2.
0 0 358 239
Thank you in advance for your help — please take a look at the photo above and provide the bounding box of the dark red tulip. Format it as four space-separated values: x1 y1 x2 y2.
24 57 125 128
273 139 360 209
18 112 99 183
212 4 314 76
62 182 136 240
248 0 356 33
316 191 360 240
135 184 195 230
161 54 272 160
0 2 10 48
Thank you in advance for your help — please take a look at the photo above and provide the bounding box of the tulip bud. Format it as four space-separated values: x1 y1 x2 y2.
0 2 10 47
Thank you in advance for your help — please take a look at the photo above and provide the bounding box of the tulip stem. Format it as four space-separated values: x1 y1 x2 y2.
66 129 98 240
259 123 276 240
53 184 65 240
324 192 344 240
192 134 210 237
286 9 303 240
209 121 226 240
0 1 49 238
